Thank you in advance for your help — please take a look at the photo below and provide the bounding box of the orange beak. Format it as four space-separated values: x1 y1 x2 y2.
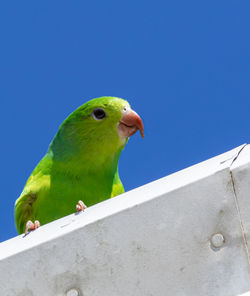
118 109 144 138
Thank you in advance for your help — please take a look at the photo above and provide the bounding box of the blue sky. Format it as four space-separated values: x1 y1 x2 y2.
1 1 250 242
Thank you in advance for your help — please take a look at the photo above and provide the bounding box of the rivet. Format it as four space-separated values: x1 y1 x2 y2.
66 288 80 296
211 233 225 248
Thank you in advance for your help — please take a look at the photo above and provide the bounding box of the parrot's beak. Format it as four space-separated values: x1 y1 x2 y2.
118 108 144 138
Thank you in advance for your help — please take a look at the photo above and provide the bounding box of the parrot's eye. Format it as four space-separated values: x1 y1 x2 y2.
92 108 106 120
123 106 129 113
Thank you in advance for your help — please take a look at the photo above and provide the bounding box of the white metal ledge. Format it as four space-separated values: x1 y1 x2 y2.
1 144 250 296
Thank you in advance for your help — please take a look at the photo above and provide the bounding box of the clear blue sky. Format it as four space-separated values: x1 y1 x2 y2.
1 1 250 242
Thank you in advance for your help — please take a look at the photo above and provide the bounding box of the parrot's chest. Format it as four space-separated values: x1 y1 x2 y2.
34 173 113 224
49 170 114 206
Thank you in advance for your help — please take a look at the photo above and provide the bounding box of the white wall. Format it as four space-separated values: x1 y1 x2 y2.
1 144 250 296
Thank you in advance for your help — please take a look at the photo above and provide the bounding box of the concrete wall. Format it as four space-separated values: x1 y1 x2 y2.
1 144 250 296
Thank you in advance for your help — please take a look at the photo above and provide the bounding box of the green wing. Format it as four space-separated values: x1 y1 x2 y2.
15 192 38 234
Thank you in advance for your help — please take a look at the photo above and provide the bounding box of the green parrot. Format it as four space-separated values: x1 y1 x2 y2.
15 96 144 234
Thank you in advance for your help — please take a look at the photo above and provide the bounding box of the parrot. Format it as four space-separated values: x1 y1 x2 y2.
15 96 144 234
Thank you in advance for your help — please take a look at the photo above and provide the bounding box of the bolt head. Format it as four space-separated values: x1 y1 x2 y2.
66 288 80 296
211 233 225 248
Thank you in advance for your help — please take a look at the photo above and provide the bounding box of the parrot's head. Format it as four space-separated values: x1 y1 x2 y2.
51 97 144 162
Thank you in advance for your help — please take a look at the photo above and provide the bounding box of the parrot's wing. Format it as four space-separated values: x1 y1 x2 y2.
15 192 38 234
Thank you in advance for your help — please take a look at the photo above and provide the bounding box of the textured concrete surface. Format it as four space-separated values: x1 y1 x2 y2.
1 144 250 296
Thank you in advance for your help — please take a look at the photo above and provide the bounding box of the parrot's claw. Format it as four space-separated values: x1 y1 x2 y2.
25 220 41 234
76 200 87 212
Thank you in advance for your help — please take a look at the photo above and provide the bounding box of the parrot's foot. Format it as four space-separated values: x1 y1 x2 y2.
25 220 40 234
76 200 87 212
